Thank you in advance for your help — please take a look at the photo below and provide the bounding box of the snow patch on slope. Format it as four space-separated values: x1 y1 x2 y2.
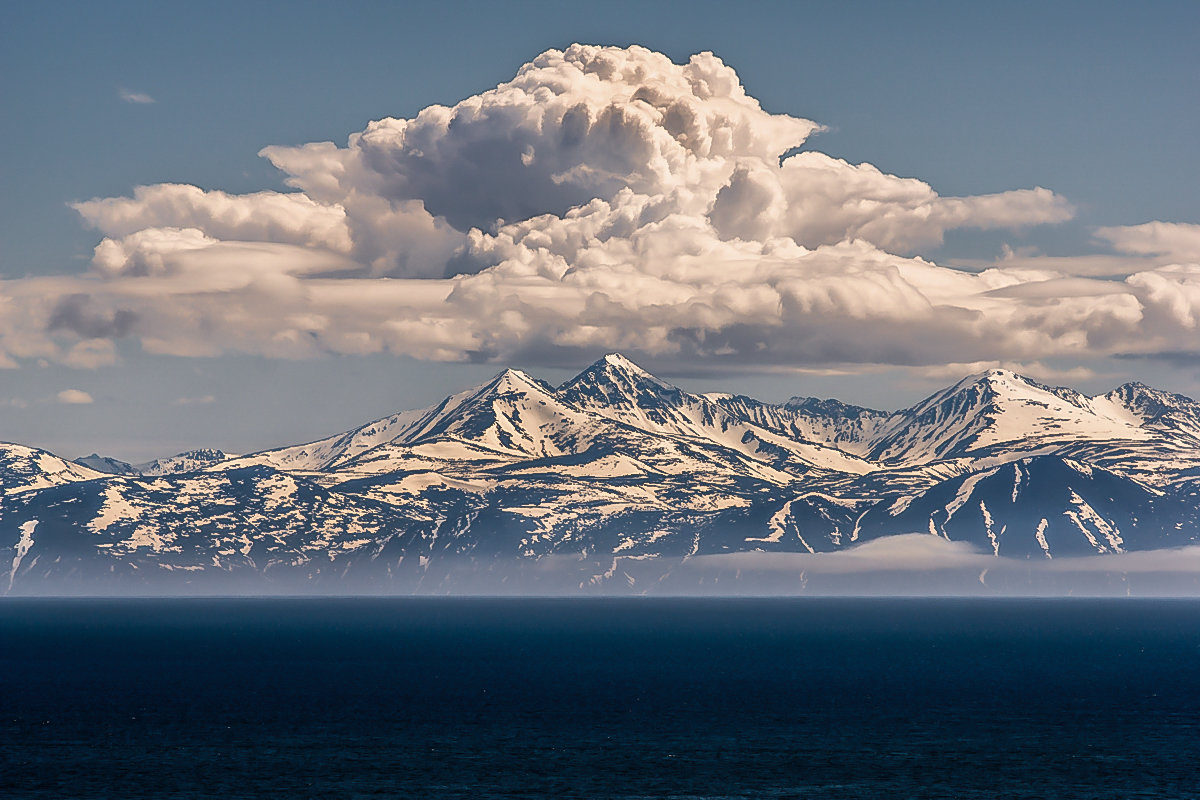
1035 518 1051 558
8 519 37 592
945 468 998 526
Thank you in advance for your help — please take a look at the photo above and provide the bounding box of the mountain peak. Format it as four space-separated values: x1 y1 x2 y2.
466 367 561 408
871 368 1147 465
953 368 1028 390
1109 380 1185 401
785 395 886 420
982 368 1023 383
137 448 232 476
75 453 138 475
602 352 638 369
487 367 545 393
593 353 662 381
1103 381 1200 437
560 353 672 397
930 368 1080 410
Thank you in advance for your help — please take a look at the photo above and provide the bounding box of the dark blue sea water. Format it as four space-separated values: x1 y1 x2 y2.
2 598 1199 799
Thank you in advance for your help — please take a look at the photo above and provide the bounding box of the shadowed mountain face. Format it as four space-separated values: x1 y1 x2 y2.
3 355 1200 593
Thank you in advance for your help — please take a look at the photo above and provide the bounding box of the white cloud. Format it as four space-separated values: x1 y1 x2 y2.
648 538 1200 596
694 537 1200 576
75 184 352 253
951 243 1173 278
118 88 155 104
56 389 94 404
712 533 991 572
4 44 1197 375
713 155 1072 251
173 394 215 406
62 339 118 369
1096 221 1200 262
261 46 821 233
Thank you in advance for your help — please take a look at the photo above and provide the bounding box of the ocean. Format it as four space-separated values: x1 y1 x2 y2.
2 598 1198 799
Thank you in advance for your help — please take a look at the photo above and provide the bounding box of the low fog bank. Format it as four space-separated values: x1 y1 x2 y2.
655 536 1200 597
6 535 1200 597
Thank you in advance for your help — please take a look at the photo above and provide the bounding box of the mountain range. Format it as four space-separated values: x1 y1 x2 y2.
4 354 1200 593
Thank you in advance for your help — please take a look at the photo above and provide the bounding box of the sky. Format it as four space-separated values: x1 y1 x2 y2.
1 0 1199 461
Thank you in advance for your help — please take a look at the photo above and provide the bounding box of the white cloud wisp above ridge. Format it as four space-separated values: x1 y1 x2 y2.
117 88 155 104
7 44 1199 373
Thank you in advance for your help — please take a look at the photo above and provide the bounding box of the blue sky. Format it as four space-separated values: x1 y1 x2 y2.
1 1 1198 460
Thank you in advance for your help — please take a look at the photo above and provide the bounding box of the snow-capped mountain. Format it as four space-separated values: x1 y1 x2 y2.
558 354 876 474
75 453 141 476
1 443 107 494
77 448 234 477
1105 382 1200 443
867 370 1148 464
859 455 1198 558
4 355 1200 593
705 392 890 457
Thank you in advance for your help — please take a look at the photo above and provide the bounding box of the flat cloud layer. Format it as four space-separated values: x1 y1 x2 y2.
5 44 1199 373
659 535 1200 596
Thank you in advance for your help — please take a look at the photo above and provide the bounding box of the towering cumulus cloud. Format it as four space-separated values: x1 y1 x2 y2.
3 44 1197 372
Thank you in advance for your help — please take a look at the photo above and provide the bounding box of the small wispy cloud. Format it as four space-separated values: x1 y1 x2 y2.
57 389 94 404
118 88 155 104
173 394 215 406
